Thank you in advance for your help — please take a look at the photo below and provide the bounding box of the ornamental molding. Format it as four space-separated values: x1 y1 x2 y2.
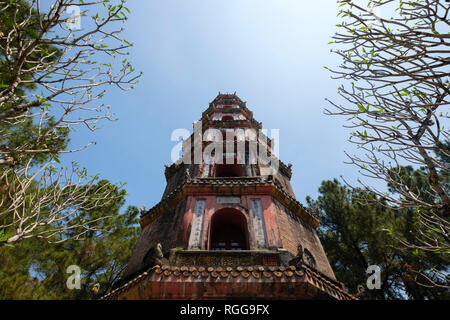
140 177 318 229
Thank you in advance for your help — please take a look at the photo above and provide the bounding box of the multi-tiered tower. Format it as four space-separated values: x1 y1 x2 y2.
102 93 354 300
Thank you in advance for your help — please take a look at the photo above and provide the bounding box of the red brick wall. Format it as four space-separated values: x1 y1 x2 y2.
273 199 336 280
123 199 187 279
185 195 283 250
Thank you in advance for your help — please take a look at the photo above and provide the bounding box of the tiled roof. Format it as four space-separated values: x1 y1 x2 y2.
101 263 356 300
210 92 246 106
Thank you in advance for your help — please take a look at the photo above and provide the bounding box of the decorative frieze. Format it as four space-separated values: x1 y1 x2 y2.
187 199 206 249
250 199 268 248
216 196 241 204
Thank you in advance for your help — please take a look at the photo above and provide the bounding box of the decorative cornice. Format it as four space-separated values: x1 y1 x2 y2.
140 177 318 229
202 105 254 122
278 161 292 179
209 92 246 108
139 183 186 228
203 118 263 130
100 262 356 301
164 161 183 181
165 156 291 182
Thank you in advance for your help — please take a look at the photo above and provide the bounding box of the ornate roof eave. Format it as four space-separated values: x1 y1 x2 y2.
100 262 356 301
164 161 183 181
202 119 262 131
164 154 292 182
140 177 318 229
202 104 254 121
209 92 246 108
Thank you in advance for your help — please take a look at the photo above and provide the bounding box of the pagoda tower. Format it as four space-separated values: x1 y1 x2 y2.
102 93 355 300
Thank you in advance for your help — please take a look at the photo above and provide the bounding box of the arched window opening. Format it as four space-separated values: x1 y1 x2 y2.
215 163 242 177
210 209 248 251
221 115 234 121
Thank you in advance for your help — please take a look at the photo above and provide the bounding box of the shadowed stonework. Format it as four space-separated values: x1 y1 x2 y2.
102 94 355 300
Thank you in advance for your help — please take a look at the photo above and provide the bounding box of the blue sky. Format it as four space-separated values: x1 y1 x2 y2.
60 0 365 211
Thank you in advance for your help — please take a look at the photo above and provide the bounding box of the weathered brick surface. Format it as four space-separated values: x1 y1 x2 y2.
273 199 335 280
106 263 355 300
162 164 198 198
273 172 295 198
123 199 187 279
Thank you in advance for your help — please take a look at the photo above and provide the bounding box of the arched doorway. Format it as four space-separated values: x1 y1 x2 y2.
221 115 234 120
209 208 249 251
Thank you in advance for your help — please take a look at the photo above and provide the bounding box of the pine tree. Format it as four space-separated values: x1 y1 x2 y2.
0 180 139 299
307 178 449 300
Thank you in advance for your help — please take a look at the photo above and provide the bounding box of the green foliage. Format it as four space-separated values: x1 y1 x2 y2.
307 178 449 300
0 181 140 299
0 1 62 96
386 141 450 209
0 0 140 299
0 115 70 167
0 1 68 168
0 0 140 246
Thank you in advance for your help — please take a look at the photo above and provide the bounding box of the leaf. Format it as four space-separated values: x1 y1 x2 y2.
0 230 6 242
52 154 61 163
